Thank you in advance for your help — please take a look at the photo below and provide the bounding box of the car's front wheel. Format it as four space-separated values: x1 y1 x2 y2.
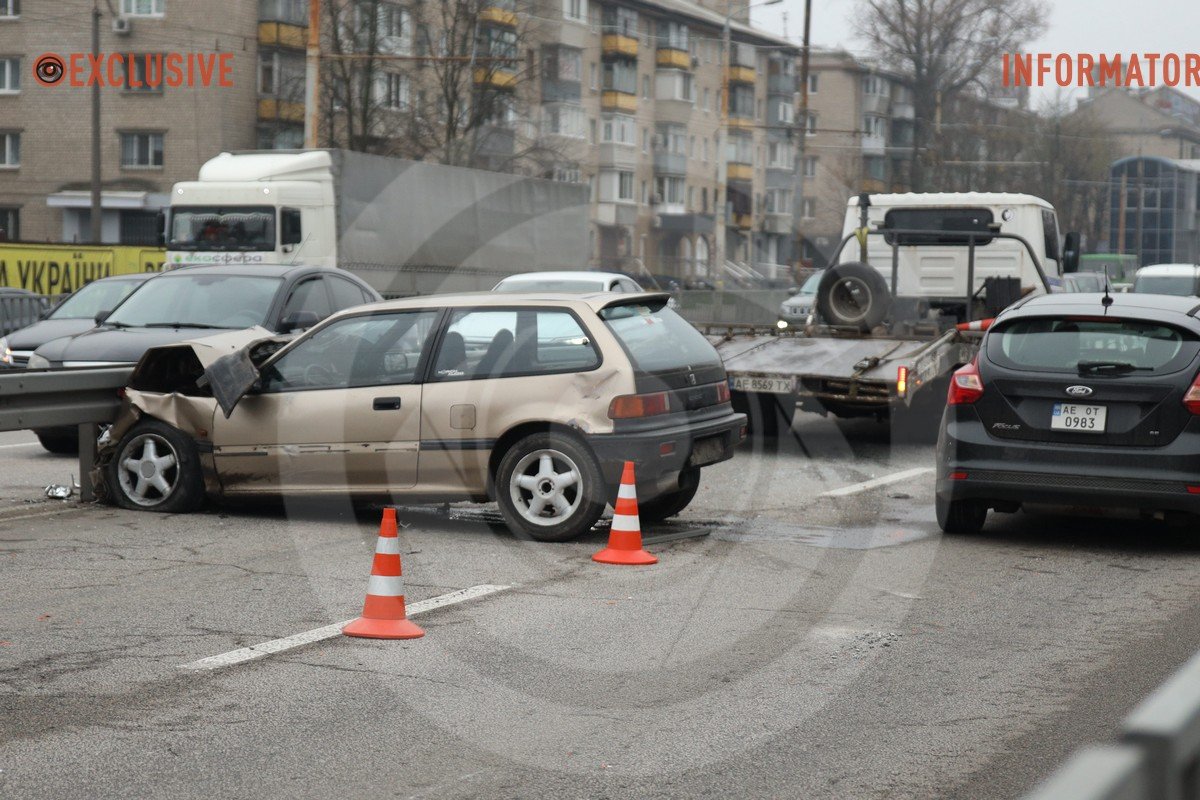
107 419 205 513
936 494 987 534
495 432 606 542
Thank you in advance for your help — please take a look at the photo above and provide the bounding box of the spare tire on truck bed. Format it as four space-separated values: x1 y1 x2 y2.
816 262 891 330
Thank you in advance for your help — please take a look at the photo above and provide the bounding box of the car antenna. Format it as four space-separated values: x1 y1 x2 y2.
1101 266 1114 311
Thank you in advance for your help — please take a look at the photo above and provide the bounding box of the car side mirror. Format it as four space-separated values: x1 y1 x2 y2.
279 310 319 333
1062 232 1081 273
94 310 111 326
787 287 800 296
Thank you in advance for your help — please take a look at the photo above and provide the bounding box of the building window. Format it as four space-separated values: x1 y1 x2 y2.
654 175 685 205
549 163 582 183
589 62 598 90
601 5 637 36
601 113 635 145
259 0 306 25
542 103 586 138
776 102 793 125
801 198 815 219
862 114 886 137
618 171 634 201
702 138 708 162
0 0 18 19
766 140 793 170
543 46 582 82
804 156 817 177
766 189 791 214
862 75 889 96
806 113 817 135
120 132 163 168
729 85 754 119
0 57 18 93
0 132 19 167
656 21 688 50
602 60 637 95
124 53 164 93
563 0 586 23
0 207 18 241
702 87 710 112
807 73 818 94
642 74 650 98
641 127 649 152
655 69 693 102
726 133 753 164
655 123 687 155
376 72 410 109
121 0 165 16
640 180 647 205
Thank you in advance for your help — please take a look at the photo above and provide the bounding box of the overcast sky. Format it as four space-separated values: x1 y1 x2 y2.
751 0 1200 109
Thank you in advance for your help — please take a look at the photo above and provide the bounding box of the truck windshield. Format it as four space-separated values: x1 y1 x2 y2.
169 206 276 251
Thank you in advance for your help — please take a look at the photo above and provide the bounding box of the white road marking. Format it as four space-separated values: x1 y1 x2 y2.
0 442 39 449
820 466 934 498
181 584 511 671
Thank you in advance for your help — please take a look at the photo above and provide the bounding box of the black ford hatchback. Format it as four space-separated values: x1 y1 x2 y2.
936 292 1200 533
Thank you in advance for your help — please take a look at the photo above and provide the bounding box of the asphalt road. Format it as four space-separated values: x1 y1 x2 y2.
3 416 1200 799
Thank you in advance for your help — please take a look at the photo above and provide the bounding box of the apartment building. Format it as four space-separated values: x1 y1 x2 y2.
798 48 914 267
0 0 260 243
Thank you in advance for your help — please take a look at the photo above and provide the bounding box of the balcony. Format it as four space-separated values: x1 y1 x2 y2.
767 72 796 95
764 212 792 234
480 5 518 27
656 48 689 69
861 133 886 155
727 114 754 132
258 21 306 50
542 78 581 104
653 151 687 175
654 212 714 234
726 65 755 85
474 67 518 89
602 34 638 58
891 101 915 120
258 98 304 123
730 212 753 230
862 92 889 115
601 91 637 113
597 143 637 169
596 202 639 226
727 162 753 182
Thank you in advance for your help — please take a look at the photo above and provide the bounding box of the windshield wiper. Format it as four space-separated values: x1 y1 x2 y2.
1077 360 1151 374
142 322 234 330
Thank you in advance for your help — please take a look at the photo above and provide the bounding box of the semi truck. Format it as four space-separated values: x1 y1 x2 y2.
165 150 589 297
710 192 1081 431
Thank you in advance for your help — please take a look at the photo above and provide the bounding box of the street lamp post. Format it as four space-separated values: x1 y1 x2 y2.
715 0 780 284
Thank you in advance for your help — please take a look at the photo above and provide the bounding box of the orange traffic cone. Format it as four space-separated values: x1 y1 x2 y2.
343 508 425 639
593 461 658 566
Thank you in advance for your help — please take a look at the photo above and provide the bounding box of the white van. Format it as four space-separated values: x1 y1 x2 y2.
835 192 1069 302
1132 264 1200 297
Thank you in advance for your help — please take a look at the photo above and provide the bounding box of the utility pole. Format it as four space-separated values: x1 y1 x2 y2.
304 0 321 148
90 0 102 243
791 0 811 279
715 7 731 286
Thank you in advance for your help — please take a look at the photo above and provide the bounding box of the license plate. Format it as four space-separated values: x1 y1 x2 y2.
729 375 794 394
1051 403 1106 433
689 435 726 467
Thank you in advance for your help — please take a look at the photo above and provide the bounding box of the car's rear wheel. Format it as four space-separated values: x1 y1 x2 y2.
936 494 987 534
107 419 205 513
639 468 700 524
495 432 606 542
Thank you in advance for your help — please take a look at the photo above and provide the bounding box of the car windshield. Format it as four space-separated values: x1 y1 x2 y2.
169 206 276 251
495 279 607 293
990 317 1199 374
106 274 282 328
1134 275 1198 296
799 272 822 295
599 302 721 374
49 279 146 320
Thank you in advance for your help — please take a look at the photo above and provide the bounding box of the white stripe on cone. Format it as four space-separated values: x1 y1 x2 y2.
375 537 401 555
367 574 405 597
611 513 640 531
617 483 637 500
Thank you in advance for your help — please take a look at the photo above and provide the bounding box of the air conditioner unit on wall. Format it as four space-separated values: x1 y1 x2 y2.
112 16 133 35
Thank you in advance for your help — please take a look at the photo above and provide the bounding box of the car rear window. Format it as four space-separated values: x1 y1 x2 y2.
1134 275 1199 297
599 302 720 374
988 317 1200 374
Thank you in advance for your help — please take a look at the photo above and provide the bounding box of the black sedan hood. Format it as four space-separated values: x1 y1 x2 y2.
35 325 266 365
5 319 96 351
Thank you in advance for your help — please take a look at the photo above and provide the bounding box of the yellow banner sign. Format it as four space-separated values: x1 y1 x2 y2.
0 244 165 295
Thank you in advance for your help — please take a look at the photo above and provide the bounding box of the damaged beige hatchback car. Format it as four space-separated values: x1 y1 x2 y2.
96 293 746 541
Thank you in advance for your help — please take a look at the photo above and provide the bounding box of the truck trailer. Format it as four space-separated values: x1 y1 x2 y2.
165 149 590 297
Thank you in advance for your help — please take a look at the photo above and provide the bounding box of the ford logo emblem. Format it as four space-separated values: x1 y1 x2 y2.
1066 385 1093 397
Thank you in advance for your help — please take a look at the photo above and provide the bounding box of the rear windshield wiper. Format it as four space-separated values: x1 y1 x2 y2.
142 322 233 330
1076 360 1152 374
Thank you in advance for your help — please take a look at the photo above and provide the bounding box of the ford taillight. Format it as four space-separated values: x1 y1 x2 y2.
947 360 984 405
1184 371 1200 415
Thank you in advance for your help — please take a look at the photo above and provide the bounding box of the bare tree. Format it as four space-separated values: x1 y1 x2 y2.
855 0 1048 190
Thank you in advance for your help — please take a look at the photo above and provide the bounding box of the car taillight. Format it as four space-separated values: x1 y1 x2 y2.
1184 372 1200 415
947 360 984 405
608 391 672 419
716 382 731 404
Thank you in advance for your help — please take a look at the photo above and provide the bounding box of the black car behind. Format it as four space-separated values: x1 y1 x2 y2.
937 292 1200 533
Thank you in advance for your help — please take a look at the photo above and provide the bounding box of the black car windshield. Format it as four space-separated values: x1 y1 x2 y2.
49 279 147 320
599 302 721 373
169 206 276 251
106 274 282 329
1134 275 1198 296
990 317 1199 374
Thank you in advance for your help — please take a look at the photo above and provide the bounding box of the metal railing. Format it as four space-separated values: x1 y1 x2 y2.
0 366 134 501
0 293 51 337
1023 646 1200 799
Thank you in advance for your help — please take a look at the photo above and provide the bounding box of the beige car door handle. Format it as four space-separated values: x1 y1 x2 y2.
372 397 402 410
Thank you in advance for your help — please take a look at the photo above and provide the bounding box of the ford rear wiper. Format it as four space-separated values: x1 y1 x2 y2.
1076 360 1151 374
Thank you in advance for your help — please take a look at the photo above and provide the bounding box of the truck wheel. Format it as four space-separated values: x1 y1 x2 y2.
731 391 790 436
107 420 205 513
816 262 891 330
936 494 987 534
639 468 700 524
495 432 606 542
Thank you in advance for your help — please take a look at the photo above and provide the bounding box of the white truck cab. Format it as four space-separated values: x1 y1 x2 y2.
836 192 1070 300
